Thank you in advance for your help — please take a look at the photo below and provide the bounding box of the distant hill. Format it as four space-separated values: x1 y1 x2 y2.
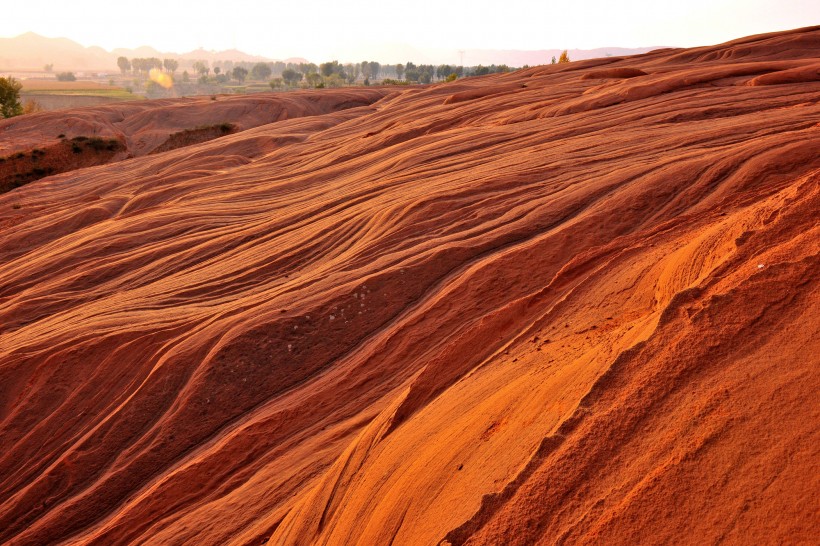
0 32 114 71
0 32 665 72
0 32 281 71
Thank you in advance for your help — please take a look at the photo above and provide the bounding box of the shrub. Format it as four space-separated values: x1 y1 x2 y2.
56 72 77 82
83 137 121 151
23 99 43 114
0 76 23 118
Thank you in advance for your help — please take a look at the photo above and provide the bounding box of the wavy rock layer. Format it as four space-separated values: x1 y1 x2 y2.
1 27 819 545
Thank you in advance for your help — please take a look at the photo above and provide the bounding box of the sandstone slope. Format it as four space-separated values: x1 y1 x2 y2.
0 26 818 545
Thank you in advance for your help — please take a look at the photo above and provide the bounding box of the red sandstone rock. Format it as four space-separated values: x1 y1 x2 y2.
0 26 818 546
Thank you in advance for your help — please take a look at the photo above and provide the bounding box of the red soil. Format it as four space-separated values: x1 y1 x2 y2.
0 89 390 158
0 26 818 546
0 137 124 194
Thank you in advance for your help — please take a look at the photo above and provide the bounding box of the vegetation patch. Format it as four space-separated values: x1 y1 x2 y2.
151 123 238 154
0 136 125 194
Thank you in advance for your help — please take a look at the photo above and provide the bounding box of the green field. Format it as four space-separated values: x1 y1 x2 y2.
22 88 142 99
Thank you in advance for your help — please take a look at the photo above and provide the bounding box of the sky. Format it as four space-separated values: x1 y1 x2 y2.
2 0 818 63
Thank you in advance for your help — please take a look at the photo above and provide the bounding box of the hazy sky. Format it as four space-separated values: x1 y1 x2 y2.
2 0 817 62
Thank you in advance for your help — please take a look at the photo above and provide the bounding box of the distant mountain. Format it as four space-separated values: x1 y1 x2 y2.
0 32 667 72
0 32 283 71
174 48 270 64
0 32 113 70
111 45 165 60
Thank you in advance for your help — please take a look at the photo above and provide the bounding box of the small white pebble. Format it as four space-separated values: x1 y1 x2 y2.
757 264 765 269
287 344 292 351
329 315 335 321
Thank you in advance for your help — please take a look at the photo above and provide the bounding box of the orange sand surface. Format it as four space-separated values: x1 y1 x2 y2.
0 26 818 545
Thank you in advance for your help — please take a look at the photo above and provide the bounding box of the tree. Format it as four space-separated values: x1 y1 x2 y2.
117 56 131 74
214 66 221 75
250 62 272 80
345 63 358 84
23 98 43 114
43 63 54 73
232 66 248 82
131 58 160 74
56 72 76 82
0 76 23 118
320 61 339 77
299 62 318 75
558 50 570 63
436 65 452 80
163 58 178 73
396 63 404 80
282 68 303 86
551 56 557 64
193 61 209 76
325 74 345 87
306 72 323 88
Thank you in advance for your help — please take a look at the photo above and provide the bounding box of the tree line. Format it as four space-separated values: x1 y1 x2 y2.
115 55 518 88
